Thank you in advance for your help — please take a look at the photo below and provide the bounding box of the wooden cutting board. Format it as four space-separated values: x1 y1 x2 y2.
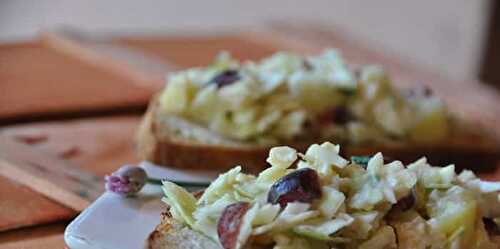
1 115 141 176
118 34 279 68
0 233 65 249
0 116 140 232
0 42 159 124
0 175 74 232
0 221 66 247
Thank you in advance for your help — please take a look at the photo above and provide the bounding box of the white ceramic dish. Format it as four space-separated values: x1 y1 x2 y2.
64 162 218 249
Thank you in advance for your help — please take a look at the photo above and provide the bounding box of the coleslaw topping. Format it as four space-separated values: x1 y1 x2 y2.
158 50 451 145
162 142 500 249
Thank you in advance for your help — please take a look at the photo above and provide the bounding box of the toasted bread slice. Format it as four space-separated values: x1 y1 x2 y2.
146 211 499 249
136 97 316 173
146 212 221 249
137 97 500 173
136 101 271 173
146 211 273 249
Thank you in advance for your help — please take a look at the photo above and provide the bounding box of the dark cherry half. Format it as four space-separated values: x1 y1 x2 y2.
211 69 241 88
267 168 322 208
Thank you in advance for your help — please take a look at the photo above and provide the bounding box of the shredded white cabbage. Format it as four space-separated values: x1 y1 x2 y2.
162 143 500 249
159 50 451 144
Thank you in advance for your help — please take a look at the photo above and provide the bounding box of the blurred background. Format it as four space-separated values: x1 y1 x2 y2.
0 0 497 83
1 1 500 248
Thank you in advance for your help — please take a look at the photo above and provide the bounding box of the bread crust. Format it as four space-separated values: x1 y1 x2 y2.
137 98 500 173
146 210 499 249
136 97 316 173
137 101 275 173
146 211 222 249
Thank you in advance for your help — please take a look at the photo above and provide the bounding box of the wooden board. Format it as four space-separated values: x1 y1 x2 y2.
0 42 155 123
1 115 141 176
0 137 103 212
0 116 139 230
0 176 74 232
0 234 66 249
0 116 140 232
0 222 67 248
118 34 279 68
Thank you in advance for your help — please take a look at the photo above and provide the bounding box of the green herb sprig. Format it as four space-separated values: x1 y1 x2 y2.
350 155 372 167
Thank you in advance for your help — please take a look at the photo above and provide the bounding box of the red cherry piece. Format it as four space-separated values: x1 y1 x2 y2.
217 202 250 249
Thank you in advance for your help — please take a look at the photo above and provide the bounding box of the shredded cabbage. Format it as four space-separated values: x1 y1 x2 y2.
161 143 500 249
158 50 451 144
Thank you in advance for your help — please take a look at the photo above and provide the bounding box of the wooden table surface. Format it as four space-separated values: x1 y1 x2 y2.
1 25 499 248
0 43 155 124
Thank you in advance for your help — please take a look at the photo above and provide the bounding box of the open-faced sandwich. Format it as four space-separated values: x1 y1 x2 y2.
147 142 500 249
137 50 499 172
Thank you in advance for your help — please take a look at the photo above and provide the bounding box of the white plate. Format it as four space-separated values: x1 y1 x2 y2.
64 162 218 249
